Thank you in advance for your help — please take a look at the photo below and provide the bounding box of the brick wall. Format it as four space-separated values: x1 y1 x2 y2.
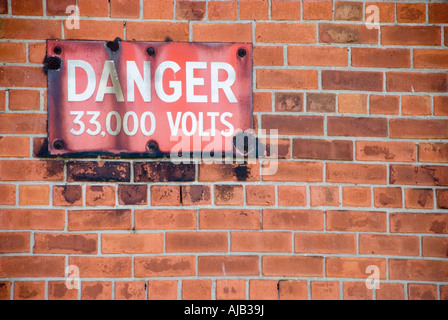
0 0 447 300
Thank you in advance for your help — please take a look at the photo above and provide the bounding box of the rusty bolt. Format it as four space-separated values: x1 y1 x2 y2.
53 139 64 150
147 141 158 152
238 48 247 58
44 56 62 71
53 46 62 55
106 40 120 52
146 47 155 56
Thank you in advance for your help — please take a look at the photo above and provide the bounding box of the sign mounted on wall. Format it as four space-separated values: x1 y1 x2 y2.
46 39 253 157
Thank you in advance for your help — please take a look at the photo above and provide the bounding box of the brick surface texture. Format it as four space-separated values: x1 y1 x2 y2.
0 0 447 300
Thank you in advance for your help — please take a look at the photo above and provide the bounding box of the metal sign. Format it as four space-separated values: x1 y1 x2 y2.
46 40 252 156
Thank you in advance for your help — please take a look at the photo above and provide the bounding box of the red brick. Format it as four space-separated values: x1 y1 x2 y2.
391 120 448 139
335 1 363 21
435 96 448 116
295 233 356 254
182 280 211 300
231 231 291 252
0 114 46 135
198 256 259 276
409 284 437 300
327 163 387 184
253 92 272 112
326 210 387 232
376 283 405 300
390 165 448 186
135 209 197 230
365 2 395 22
429 3 448 23
388 73 447 93
134 255 196 276
352 48 410 68
68 210 132 231
0 19 62 40
356 141 416 162
217 280 245 300
397 3 426 23
405 189 434 209
208 1 237 20
253 46 284 66
46 0 75 15
101 233 163 254
0 256 65 277
338 94 367 114
53 185 82 206
319 24 378 44
82 281 112 300
85 185 115 207
256 23 316 43
390 212 448 234
419 143 448 163
271 0 301 21
0 232 30 253
310 186 339 207
0 66 46 87
414 50 448 70
373 187 402 208
65 21 124 40
148 280 178 300
257 69 318 90
193 23 252 42
115 281 146 300
249 280 278 300
303 1 333 20
278 186 307 206
359 234 419 256
442 286 448 300
117 185 147 205
262 161 323 182
437 189 448 209
0 91 5 110
135 256 195 277
0 0 7 14
0 185 16 205
0 209 65 230
307 93 336 112
382 26 441 46
245 185 274 206
78 0 109 17
180 185 211 206
289 46 347 67
390 259 448 282
263 209 323 231
48 281 78 300
311 281 339 300
166 232 227 252
326 257 387 279
34 233 97 254
422 237 448 258
127 22 189 42
143 0 173 19
343 282 372 300
110 0 140 18
0 136 29 157
9 90 40 111
12 0 43 15
342 187 371 207
69 257 132 278
369 95 400 115
29 43 46 64
260 138 291 160
323 71 383 91
176 0 205 20
279 280 307 300
214 185 244 206
199 163 259 182
151 185 180 206
0 43 26 63
0 281 10 300
293 139 353 161
262 115 323 135
402 96 431 115
263 256 323 277
14 282 45 300
240 0 269 20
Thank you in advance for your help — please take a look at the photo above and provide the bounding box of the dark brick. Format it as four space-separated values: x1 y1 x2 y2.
275 92 303 112
33 137 50 158
134 162 195 182
176 0 205 20
328 117 388 137
181 185 211 205
306 93 336 112
322 70 383 91
293 139 353 161
262 115 324 135
390 165 448 187
118 185 148 205
67 161 130 182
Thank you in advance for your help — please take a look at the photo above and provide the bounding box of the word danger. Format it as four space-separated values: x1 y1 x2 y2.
67 60 237 103
70 111 234 137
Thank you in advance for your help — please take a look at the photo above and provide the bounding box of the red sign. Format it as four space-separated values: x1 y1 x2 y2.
46 40 252 156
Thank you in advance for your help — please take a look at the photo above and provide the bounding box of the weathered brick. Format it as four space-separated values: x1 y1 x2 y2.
335 1 363 21
414 50 448 69
86 185 115 207
176 0 205 20
373 187 402 208
67 161 130 182
311 281 340 300
262 115 323 135
246 185 275 206
359 234 419 256
293 139 353 161
356 141 416 162
328 116 389 138
278 186 307 206
19 185 49 206
198 256 259 276
68 210 132 231
295 233 356 254
376 283 405 300
193 23 252 43
147 280 178 299
343 282 372 300
263 161 323 182
342 187 371 207
216 280 245 300
263 256 323 276
48 281 78 300
326 210 387 232
351 48 410 68
135 162 194 182
0 256 65 277
289 46 348 67
118 185 147 205
390 212 448 234
127 22 189 42
82 281 112 300
322 71 383 91
69 257 132 278
422 237 448 258
263 209 323 231
249 280 278 300
389 259 448 282
437 189 448 209
390 165 448 186
429 3 448 23
78 0 109 17
166 232 228 252
327 163 387 184
408 284 437 301
231 231 291 252
101 233 163 254
405 188 434 209
253 46 284 66
387 73 447 93
34 233 97 254
257 69 318 90
151 185 181 206
53 185 82 206
306 93 336 112
0 232 30 253
115 281 146 300
382 26 440 46
0 136 30 158
402 96 431 115
369 95 399 115
0 185 16 205
208 1 237 20
397 3 426 23
256 23 316 43
0 114 46 135
279 280 308 300
310 186 339 207
14 281 45 300
135 256 195 277
319 24 378 44
135 210 197 230
0 209 64 230
390 119 448 139
182 280 211 300
199 163 259 182
326 257 386 279
240 0 269 20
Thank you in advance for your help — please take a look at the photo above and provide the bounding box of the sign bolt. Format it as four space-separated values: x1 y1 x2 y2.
238 48 247 57
147 47 155 56
147 141 158 152
53 46 62 55
53 140 65 150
